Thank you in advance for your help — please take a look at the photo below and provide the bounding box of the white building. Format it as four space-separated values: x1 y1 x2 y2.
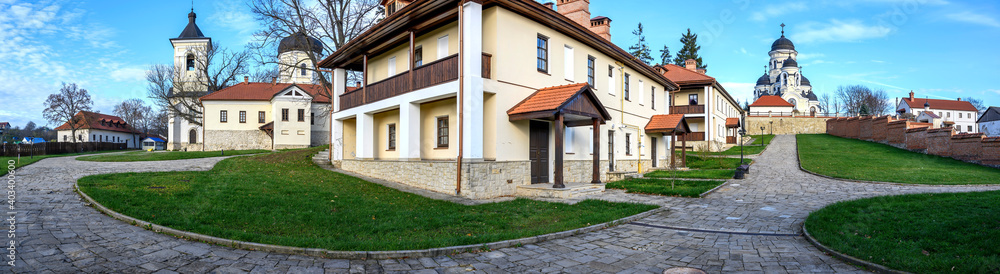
897 91 978 133
54 111 141 148
752 24 821 115
166 10 211 151
977 106 1000 136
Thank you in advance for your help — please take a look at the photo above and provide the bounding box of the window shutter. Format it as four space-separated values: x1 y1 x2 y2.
564 126 574 153
564 45 573 81
437 35 449 59
388 56 396 76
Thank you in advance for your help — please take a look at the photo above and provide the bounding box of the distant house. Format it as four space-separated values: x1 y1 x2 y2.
141 136 167 150
21 137 46 144
896 91 978 133
749 95 795 115
0 122 10 135
54 111 141 148
977 106 1000 137
915 111 941 126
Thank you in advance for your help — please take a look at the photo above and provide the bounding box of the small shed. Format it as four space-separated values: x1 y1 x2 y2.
21 137 46 144
141 137 166 150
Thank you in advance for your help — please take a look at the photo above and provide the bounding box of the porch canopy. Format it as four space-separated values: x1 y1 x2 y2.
645 114 691 168
507 83 611 188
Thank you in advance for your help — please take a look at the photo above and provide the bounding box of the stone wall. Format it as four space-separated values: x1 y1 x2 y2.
925 128 954 157
341 159 531 200
950 133 984 162
886 120 908 145
904 127 928 150
859 117 874 140
204 130 272 151
981 137 1000 166
846 118 860 139
745 117 830 135
311 130 330 147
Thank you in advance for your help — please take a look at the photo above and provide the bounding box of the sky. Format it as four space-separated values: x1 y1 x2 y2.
1 0 999 129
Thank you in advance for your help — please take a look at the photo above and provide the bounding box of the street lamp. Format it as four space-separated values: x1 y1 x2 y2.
769 121 773 136
760 126 765 144
738 128 747 164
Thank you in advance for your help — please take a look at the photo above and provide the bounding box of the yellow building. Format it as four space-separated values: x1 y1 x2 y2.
320 0 686 199
656 61 745 152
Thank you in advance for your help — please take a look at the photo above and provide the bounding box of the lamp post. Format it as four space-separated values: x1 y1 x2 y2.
769 121 773 136
760 126 765 145
738 128 746 164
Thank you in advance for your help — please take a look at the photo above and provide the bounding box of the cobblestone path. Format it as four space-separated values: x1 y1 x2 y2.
10 135 1000 273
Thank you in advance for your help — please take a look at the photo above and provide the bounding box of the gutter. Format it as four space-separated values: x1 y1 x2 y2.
456 0 464 195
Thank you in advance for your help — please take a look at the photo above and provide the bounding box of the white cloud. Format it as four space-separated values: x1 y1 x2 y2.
210 0 259 44
792 19 892 43
795 53 825 60
109 67 147 83
945 12 1000 28
750 2 809 22
871 60 886 63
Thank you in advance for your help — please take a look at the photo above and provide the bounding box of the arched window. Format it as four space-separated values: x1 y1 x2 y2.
189 129 197 144
186 54 195 71
300 63 307 76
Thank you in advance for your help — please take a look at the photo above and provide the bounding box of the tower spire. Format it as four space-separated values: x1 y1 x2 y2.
780 23 786 36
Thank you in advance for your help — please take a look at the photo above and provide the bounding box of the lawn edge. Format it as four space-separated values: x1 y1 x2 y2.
801 223 911 274
699 180 732 197
74 180 663 259
75 150 270 162
794 135 1000 187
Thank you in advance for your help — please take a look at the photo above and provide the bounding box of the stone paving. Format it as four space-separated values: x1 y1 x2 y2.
8 135 1000 273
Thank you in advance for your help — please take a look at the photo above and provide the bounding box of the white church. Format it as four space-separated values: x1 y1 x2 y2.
751 24 822 115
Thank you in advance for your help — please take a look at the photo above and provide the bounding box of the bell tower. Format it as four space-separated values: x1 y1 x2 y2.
169 9 212 92
277 32 324 84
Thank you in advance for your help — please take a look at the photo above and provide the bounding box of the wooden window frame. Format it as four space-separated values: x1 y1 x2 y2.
258 111 266 123
387 123 396 150
689 94 699 105
536 34 549 73
413 46 423 67
298 109 305 122
281 108 289 122
239 111 246 123
220 110 228 123
436 116 449 148
587 56 595 86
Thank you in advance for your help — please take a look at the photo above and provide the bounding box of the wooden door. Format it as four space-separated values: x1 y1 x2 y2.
529 121 549 184
651 137 657 167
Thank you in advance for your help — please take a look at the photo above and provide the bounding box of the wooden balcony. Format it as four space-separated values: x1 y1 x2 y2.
726 136 736 144
677 131 705 141
340 54 459 110
672 105 705 115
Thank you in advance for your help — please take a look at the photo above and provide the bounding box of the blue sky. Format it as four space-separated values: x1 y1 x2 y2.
1 0 998 128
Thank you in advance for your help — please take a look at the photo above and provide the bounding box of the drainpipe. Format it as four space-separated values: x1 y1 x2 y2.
614 61 643 174
456 0 464 195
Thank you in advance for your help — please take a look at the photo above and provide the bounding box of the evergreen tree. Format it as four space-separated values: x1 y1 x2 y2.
628 23 653 64
658 45 672 66
673 28 706 69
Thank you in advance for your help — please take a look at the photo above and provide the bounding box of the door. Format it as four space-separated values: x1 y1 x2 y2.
529 121 549 184
651 137 657 167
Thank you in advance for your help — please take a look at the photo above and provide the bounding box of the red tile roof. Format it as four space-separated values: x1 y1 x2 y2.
901 97 977 112
0 122 9 128
199 82 354 103
726 118 740 128
749 95 794 107
656 64 714 85
645 114 689 134
507 83 589 115
920 111 940 119
54 111 139 134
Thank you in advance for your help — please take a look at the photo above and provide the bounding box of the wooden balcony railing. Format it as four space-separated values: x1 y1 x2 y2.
677 131 705 141
340 54 459 110
672 104 705 115
726 136 736 144
482 53 492 79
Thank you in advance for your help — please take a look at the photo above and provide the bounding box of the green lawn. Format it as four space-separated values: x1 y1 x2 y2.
704 134 775 155
77 149 269 162
78 147 657 251
1 150 123 169
606 178 725 197
677 155 748 170
797 134 1000 184
805 191 1000 273
646 169 734 179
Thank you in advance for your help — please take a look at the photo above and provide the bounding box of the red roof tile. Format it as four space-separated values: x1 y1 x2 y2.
199 82 354 103
749 95 794 107
645 114 689 133
920 111 940 119
902 97 977 112
726 118 740 128
507 83 590 115
657 64 714 85
54 111 139 134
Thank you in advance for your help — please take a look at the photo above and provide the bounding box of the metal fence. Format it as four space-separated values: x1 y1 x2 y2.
0 142 127 157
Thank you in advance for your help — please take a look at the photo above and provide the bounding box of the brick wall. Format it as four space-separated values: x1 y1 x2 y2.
981 137 1000 166
871 116 892 143
887 120 908 144
846 117 860 139
925 128 954 157
859 116 874 140
904 127 928 150
950 133 985 162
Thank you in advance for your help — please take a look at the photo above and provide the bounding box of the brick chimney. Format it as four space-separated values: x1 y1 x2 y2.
244 76 249 83
909 91 914 101
684 59 697 71
556 0 590 29
957 97 962 101
589 17 611 41
543 2 554 9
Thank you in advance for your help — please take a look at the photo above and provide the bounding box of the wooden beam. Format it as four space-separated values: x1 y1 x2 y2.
670 132 676 169
553 113 565 188
681 133 687 168
362 54 368 104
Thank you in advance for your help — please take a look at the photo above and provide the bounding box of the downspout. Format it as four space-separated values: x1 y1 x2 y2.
614 61 642 174
456 0 464 195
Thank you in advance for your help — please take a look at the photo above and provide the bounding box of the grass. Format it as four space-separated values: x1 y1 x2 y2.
77 146 657 251
805 191 1000 273
646 169 734 179
677 154 748 170
77 149 269 162
703 134 775 155
797 134 1000 184
1 150 123 169
606 178 726 197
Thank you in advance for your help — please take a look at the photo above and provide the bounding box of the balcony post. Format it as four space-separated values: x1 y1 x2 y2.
460 0 483 160
362 54 368 104
398 102 421 160
409 30 415 92
356 112 374 160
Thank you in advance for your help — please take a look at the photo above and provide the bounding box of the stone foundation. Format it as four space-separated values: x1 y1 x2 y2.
341 159 531 199
168 142 203 151
204 130 272 151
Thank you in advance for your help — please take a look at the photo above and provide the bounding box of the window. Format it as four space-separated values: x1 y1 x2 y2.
186 54 195 71
968 125 973 132
220 110 228 123
413 46 423 67
689 94 699 105
563 45 573 81
437 35 448 59
282 108 289 121
652 87 656 110
536 34 548 73
637 80 644 105
300 64 307 76
436 117 449 148
239 111 246 123
624 73 630 100
311 113 315 125
587 56 595 86
189 129 197 144
608 65 615 95
387 0 397 15
388 56 396 76
564 126 574 153
298 109 305 122
947 112 951 118
259 111 266 123
387 124 396 150
625 133 631 155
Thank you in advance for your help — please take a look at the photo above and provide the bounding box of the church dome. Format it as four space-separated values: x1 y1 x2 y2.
756 73 770 86
805 91 818 100
278 32 324 55
800 75 811 86
177 11 206 39
782 57 798 68
771 35 795 51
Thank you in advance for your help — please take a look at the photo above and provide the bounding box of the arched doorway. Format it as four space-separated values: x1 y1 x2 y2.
810 106 817 116
189 129 197 144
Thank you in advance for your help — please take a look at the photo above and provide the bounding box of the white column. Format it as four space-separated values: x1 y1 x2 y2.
461 1 484 159
331 119 343 160
330 68 347 159
399 102 421 160
332 68 347 112
356 113 374 159
704 85 712 142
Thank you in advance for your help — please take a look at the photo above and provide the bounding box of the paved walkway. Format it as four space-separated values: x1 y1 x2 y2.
10 135 1000 273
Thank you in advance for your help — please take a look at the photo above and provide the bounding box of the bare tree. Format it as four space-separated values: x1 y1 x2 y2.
150 109 170 137
43 83 93 142
113 98 152 148
147 43 252 126
819 93 834 115
251 66 280 83
963 97 985 116
835 85 890 116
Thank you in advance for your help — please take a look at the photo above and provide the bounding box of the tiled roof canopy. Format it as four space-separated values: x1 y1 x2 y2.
749 95 794 107
54 111 139 134
507 83 611 126
657 63 714 85
645 114 690 134
726 117 741 128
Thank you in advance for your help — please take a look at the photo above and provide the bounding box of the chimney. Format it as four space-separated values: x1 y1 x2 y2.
244 76 249 83
556 0 590 29
697 68 707 74
684 59 697 71
272 77 277 85
543 2 554 9
355 81 361 87
589 17 612 41
957 98 961 101
909 91 914 101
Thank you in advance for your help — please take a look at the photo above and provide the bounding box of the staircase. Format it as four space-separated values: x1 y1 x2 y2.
312 149 331 166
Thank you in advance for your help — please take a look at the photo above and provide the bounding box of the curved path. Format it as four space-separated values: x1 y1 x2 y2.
11 135 1000 273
